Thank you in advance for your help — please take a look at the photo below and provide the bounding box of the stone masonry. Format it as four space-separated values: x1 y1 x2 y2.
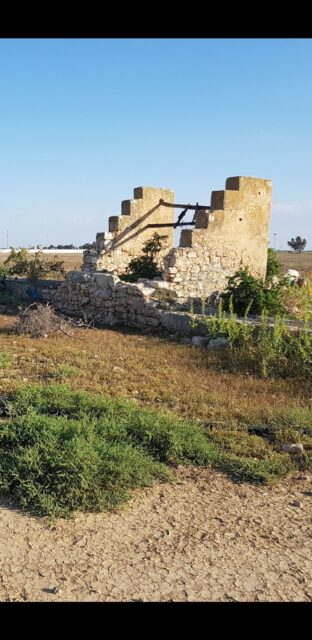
163 176 272 301
52 271 209 335
82 186 174 275
51 176 272 332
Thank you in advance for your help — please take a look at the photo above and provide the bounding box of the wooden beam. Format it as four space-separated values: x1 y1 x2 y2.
159 199 211 210
147 222 195 228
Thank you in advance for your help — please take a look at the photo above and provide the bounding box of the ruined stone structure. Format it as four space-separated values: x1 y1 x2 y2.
82 176 272 303
51 176 272 332
163 176 272 300
52 271 210 335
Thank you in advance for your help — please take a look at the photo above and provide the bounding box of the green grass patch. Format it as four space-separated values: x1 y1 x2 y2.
49 364 80 379
0 384 307 517
0 352 13 368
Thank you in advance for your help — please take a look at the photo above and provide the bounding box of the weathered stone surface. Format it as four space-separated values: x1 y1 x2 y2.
52 176 273 335
158 312 193 335
93 273 109 286
67 271 92 283
191 336 211 346
207 337 228 350
163 176 272 301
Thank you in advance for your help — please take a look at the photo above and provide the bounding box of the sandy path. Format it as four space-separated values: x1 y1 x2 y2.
0 467 311 602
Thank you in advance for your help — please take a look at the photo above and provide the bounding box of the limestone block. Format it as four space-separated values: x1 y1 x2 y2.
145 317 160 327
67 271 92 283
207 337 228 350
107 275 121 289
93 273 109 286
192 336 211 346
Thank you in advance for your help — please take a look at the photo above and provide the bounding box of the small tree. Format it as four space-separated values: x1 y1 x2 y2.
123 233 168 281
4 249 66 284
287 236 307 252
220 267 286 316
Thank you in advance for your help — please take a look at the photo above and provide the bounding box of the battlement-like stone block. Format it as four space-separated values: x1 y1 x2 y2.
225 176 272 191
121 199 138 216
109 216 119 233
179 229 193 247
195 210 209 229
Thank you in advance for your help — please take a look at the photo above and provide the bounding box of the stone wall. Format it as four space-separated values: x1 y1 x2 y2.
51 175 273 330
82 186 174 275
81 176 272 304
52 271 215 336
3 278 61 303
163 176 272 301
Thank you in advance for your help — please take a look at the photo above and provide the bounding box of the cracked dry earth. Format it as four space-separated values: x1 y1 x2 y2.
0 467 311 602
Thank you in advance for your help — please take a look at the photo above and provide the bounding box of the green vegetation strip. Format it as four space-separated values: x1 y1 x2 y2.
0 384 310 517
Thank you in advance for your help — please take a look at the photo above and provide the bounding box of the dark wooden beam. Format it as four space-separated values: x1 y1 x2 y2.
147 222 195 228
159 199 211 210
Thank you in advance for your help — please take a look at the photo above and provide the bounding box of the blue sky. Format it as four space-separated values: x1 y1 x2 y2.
0 38 311 249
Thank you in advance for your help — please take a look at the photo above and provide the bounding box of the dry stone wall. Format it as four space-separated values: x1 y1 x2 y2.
52 271 199 335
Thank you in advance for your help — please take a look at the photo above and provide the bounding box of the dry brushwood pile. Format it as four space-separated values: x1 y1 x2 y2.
13 303 88 338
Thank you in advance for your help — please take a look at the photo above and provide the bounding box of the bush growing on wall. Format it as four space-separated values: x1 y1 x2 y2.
121 233 168 282
220 267 286 316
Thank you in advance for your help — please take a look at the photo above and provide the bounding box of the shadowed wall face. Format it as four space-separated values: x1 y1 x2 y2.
83 187 174 274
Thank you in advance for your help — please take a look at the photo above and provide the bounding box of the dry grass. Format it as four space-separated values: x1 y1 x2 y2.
276 251 312 276
0 252 83 273
0 314 311 426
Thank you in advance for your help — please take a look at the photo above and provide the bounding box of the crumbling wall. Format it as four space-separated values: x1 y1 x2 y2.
82 187 174 274
163 176 272 301
52 271 208 335
82 176 272 303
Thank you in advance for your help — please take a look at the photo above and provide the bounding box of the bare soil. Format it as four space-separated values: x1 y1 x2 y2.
1 467 311 602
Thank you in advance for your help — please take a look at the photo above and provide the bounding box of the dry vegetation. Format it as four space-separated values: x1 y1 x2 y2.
276 251 312 276
0 252 83 273
0 313 311 426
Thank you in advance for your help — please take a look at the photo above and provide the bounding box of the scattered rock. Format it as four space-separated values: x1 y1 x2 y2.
281 443 304 454
290 500 302 508
191 336 210 347
43 586 62 594
207 337 228 350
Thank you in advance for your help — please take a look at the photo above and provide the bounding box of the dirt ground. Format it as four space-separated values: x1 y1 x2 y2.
0 467 311 602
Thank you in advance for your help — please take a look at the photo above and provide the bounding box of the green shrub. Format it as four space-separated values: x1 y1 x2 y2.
0 352 13 368
120 233 168 282
0 384 304 517
4 248 65 283
266 249 281 280
195 305 312 379
220 268 286 316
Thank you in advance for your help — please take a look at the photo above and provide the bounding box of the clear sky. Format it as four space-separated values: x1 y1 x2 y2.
0 38 311 249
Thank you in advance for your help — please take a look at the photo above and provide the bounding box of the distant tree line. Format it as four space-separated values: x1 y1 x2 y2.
43 242 96 250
